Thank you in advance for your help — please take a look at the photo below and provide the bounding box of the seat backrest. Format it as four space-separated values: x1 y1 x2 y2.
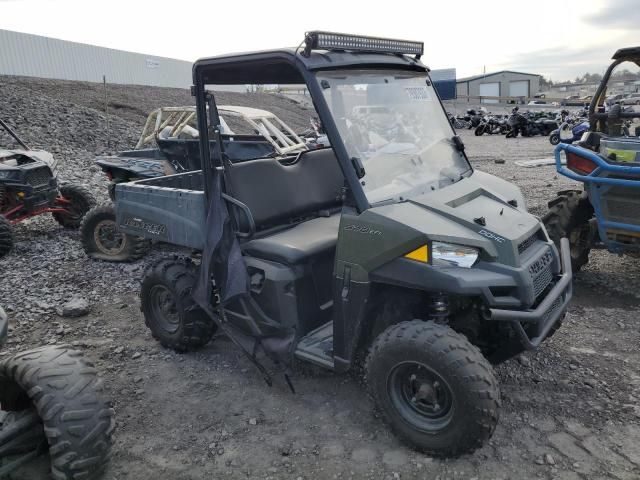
227 148 344 230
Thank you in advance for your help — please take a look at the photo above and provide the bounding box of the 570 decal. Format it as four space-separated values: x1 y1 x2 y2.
344 224 382 236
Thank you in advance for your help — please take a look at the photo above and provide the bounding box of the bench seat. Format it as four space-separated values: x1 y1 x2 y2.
242 215 340 265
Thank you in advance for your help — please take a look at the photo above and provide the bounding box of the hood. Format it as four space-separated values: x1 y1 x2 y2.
370 170 541 267
0 148 57 171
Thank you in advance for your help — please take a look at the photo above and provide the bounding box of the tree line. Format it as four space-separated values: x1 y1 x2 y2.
540 69 640 89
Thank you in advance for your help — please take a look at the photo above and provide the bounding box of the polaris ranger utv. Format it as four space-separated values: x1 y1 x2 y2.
115 32 572 456
0 119 95 258
0 306 113 479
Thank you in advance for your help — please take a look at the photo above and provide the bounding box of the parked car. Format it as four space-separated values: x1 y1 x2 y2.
605 93 625 106
622 92 640 105
561 95 581 106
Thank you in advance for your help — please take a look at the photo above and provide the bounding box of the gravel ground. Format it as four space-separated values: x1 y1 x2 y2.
1 81 640 480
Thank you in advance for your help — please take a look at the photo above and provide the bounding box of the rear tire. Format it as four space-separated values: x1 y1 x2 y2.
0 216 14 258
53 184 96 229
140 257 217 352
0 346 114 480
549 133 560 145
81 204 150 262
365 320 500 457
543 190 594 272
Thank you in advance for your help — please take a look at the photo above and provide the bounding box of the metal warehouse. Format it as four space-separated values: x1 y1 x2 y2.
456 70 541 103
0 29 192 88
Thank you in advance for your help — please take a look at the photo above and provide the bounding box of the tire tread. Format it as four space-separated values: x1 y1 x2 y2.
365 320 500 457
0 346 113 479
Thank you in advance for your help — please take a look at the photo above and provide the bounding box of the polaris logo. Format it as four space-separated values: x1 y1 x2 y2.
344 224 382 236
478 229 505 243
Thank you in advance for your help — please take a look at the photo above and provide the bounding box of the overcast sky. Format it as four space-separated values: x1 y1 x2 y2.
0 0 637 80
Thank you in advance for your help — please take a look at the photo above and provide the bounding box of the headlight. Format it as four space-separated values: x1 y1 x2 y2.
0 170 16 179
432 241 479 268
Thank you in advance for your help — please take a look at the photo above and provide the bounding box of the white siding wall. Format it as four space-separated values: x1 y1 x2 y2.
0 29 192 88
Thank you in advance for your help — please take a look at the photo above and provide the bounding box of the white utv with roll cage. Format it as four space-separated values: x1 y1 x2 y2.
114 32 573 456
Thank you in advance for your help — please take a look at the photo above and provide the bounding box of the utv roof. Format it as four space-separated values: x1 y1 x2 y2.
612 47 640 60
193 48 427 85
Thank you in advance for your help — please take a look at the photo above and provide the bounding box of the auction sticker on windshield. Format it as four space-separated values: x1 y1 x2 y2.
405 87 432 101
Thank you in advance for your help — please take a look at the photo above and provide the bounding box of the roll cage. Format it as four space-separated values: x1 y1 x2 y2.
589 47 640 128
135 105 307 156
191 39 443 212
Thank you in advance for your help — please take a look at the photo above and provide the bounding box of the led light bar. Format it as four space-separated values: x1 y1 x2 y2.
303 31 424 57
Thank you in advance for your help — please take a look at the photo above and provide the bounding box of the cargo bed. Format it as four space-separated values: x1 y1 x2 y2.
115 171 206 249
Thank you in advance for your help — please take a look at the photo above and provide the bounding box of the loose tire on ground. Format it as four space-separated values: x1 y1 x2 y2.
543 190 594 272
0 346 114 480
81 204 150 262
0 216 14 259
140 257 217 352
365 320 500 457
53 184 96 229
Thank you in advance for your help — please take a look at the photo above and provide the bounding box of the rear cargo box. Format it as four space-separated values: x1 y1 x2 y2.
115 171 206 249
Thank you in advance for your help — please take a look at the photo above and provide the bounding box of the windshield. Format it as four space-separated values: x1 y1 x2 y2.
316 70 471 204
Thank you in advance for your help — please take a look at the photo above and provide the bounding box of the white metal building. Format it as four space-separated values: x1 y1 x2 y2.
0 29 192 88
456 70 541 103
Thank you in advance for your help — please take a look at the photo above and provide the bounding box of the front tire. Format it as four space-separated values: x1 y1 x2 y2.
365 320 500 457
0 346 114 480
53 184 96 229
0 216 14 258
140 257 217 352
549 133 560 145
81 204 150 262
543 190 594 272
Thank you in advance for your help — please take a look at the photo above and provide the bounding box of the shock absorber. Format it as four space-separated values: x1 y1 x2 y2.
428 292 449 322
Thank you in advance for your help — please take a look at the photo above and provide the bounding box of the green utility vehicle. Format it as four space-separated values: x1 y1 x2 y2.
114 32 572 456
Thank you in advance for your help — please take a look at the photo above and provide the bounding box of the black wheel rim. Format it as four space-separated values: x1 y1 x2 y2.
94 220 126 255
149 285 180 334
387 361 454 433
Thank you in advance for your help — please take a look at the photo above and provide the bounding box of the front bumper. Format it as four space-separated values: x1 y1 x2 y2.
488 238 573 349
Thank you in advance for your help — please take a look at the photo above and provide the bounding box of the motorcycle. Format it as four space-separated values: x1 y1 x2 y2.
474 114 504 136
465 108 486 129
506 107 555 138
448 112 470 129
549 120 590 145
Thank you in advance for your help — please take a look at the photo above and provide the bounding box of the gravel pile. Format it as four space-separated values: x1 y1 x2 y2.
0 75 313 333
